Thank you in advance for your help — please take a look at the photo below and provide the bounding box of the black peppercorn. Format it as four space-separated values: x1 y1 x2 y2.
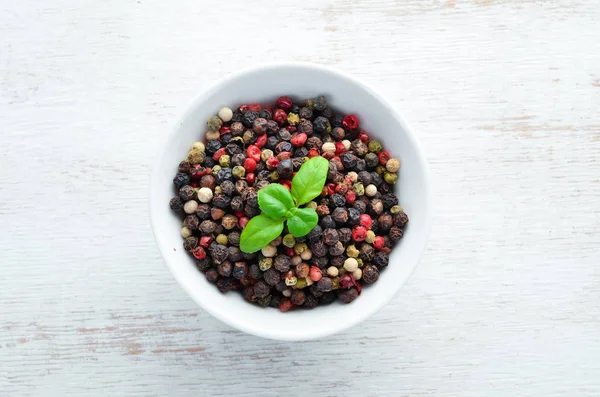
306 136 323 150
173 173 190 189
381 193 398 210
312 95 327 111
393 212 409 228
340 153 358 170
195 204 211 220
226 246 242 262
309 284 324 298
178 185 194 201
209 243 229 264
371 172 383 187
228 231 240 246
217 261 233 277
368 198 384 216
316 277 333 292
212 194 231 209
297 119 313 134
320 291 337 305
389 226 403 242
338 287 359 304
303 294 318 309
243 188 258 207
169 196 184 212
217 278 233 293
332 207 348 224
371 219 379 233
184 215 200 230
277 128 292 141
362 265 379 284
254 280 270 299
242 286 256 302
216 168 233 184
275 141 293 154
307 225 323 242
320 215 336 230
266 135 279 150
275 280 288 292
319 107 333 119
331 194 346 208
329 241 345 256
230 153 245 167
299 106 313 120
378 213 393 232
359 244 375 262
199 220 217 235
276 158 293 179
231 110 243 122
358 171 372 186
352 200 367 214
196 258 211 272
205 269 219 283
249 264 262 280
205 140 222 154
330 255 345 268
364 152 379 168
338 228 352 243
322 228 339 246
290 290 305 306
263 268 281 286
331 114 344 128
331 127 345 141
290 103 301 114
310 240 327 257
220 181 235 196
311 256 329 268
243 130 257 145
232 261 248 279
372 252 389 267
273 255 291 272
221 133 232 145
347 207 361 225
313 116 330 134
183 236 198 251
242 110 258 128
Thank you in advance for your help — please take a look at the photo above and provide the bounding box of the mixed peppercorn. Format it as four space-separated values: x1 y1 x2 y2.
169 95 409 311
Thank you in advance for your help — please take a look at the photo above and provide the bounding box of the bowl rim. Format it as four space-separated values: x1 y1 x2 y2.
149 61 432 340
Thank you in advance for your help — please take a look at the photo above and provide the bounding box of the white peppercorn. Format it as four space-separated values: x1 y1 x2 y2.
218 107 233 122
181 226 192 238
342 139 351 151
192 141 205 152
365 184 377 197
386 158 401 173
322 142 336 153
352 268 363 280
347 171 358 183
183 200 199 214
197 187 213 203
327 266 339 277
291 255 302 266
300 249 312 261
343 258 359 272
261 244 277 258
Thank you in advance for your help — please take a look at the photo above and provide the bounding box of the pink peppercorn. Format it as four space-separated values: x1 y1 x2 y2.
279 297 293 312
238 216 249 229
212 147 226 161
308 148 320 158
234 211 245 219
277 151 292 160
286 125 297 133
219 126 230 135
246 145 261 162
326 183 335 196
342 114 359 131
255 134 267 148
339 273 355 289
309 266 322 282
246 173 255 184
352 225 367 242
192 246 206 260
285 247 295 257
378 151 390 165
373 236 385 250
244 158 257 173
276 96 293 110
199 236 213 248
322 151 335 160
280 179 292 191
358 131 369 142
247 103 262 112
345 190 356 205
273 109 287 125
359 214 373 229
335 142 346 155
291 132 307 147
266 157 279 170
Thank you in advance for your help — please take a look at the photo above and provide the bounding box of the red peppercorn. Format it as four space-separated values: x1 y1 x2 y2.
189 181 198 188
291 132 307 147
310 266 322 282
238 216 249 229
326 183 335 196
239 104 249 113
234 211 245 219
248 103 262 112
246 173 255 184
192 246 206 260
246 145 261 162
279 297 293 312
266 157 279 170
286 125 297 133
212 147 226 161
335 142 346 154
339 273 355 289
255 133 267 148
308 148 320 158
335 184 348 195
373 236 385 250
219 126 231 135
322 151 335 160
244 158 257 173
285 247 295 257
359 214 373 229
276 96 293 110
280 179 292 191
342 114 359 131
199 236 213 248
273 109 287 125
378 151 390 165
358 131 369 142
352 225 367 242
345 190 356 205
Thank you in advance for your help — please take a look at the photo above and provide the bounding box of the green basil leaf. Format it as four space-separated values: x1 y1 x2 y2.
286 207 319 237
258 184 294 220
240 215 285 253
291 156 329 205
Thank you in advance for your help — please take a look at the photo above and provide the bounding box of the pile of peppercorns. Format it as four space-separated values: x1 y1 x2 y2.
169 95 409 311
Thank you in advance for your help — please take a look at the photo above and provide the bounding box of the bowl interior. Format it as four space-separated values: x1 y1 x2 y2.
150 64 431 341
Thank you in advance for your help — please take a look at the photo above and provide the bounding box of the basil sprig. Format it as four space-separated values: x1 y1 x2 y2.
240 156 329 253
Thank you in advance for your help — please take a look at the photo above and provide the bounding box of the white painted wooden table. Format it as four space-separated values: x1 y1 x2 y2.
2 0 599 395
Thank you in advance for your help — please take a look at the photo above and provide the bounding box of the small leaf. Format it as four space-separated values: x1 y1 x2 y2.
258 184 294 220
240 215 284 253
291 156 329 205
286 207 319 237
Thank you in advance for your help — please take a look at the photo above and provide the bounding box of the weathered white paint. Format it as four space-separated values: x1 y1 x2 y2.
1 0 599 395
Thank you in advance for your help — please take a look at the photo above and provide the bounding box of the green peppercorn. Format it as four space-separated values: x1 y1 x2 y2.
357 258 364 267
269 171 280 182
375 165 385 175
219 154 231 167
287 113 300 125
331 276 340 290
207 115 222 131
368 140 383 153
283 234 296 248
232 165 245 179
216 234 228 245
211 165 222 176
352 182 365 196
293 242 308 254
259 257 273 271
384 172 398 184
295 278 307 289
187 149 206 165
390 205 404 214
306 201 318 210
347 245 359 258
214 186 222 194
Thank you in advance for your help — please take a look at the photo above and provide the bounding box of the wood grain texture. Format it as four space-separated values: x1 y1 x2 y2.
1 0 599 395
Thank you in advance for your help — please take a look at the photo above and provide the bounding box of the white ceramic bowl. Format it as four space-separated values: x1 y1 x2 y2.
149 62 431 341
